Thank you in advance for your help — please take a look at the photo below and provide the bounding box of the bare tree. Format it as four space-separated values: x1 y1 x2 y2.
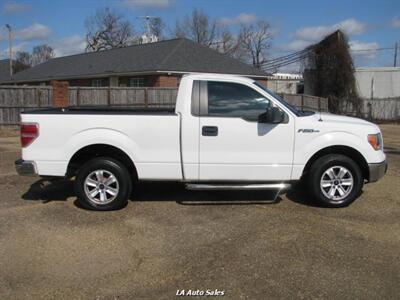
173 9 218 47
13 51 31 73
85 7 133 52
214 29 243 57
31 44 54 66
173 9 272 61
238 21 272 69
12 45 54 72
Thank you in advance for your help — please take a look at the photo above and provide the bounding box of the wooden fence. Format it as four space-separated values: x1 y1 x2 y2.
0 85 328 127
68 87 178 107
0 86 53 127
341 98 400 121
0 86 178 127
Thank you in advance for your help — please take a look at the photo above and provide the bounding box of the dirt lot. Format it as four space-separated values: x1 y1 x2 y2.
0 125 399 299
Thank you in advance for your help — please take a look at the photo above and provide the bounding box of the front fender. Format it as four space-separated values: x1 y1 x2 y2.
294 131 374 165
291 131 385 180
293 131 369 165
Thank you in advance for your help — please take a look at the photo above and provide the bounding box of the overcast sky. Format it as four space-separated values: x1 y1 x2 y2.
0 0 399 71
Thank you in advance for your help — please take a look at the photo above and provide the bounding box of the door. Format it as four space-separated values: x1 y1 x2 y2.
199 80 295 181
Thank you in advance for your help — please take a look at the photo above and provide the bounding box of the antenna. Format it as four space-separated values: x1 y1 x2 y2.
318 99 323 121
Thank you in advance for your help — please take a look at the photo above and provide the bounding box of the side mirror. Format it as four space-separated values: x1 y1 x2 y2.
258 107 284 124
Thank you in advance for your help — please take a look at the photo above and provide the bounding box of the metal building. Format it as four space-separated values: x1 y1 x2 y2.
355 67 400 99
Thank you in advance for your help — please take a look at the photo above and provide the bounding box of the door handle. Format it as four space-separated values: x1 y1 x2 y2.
202 126 218 136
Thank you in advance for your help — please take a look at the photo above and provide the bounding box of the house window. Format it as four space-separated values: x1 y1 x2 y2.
129 77 145 87
92 79 103 87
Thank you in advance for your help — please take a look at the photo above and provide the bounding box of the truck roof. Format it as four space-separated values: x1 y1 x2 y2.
182 73 256 84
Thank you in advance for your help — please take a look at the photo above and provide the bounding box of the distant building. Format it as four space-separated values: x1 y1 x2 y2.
139 33 158 44
304 67 400 99
355 67 400 99
265 72 303 94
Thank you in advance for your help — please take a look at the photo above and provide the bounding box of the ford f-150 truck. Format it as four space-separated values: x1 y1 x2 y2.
15 74 387 210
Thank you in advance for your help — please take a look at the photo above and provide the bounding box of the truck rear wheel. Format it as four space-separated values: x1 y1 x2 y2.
308 154 363 207
74 157 132 210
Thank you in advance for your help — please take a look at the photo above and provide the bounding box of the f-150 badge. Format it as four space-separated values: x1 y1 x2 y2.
298 129 320 133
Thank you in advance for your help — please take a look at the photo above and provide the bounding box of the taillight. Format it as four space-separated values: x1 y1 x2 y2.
20 123 39 147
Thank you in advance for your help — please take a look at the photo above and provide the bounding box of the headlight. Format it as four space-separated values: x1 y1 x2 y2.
367 133 383 150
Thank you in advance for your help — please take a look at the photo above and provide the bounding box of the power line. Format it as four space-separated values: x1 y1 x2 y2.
263 60 305 71
260 51 312 71
263 55 306 68
261 47 313 65
262 57 306 70
261 49 311 66
261 44 398 71
350 47 395 52
262 54 309 70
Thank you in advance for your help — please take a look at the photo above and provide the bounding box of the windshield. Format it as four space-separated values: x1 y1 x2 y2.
253 81 301 116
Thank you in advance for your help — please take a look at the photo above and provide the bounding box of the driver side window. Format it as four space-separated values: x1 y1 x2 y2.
207 81 270 121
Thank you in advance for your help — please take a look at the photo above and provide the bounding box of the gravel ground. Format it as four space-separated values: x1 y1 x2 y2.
0 125 399 299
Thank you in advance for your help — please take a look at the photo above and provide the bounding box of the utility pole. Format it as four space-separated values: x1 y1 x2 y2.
5 24 12 77
394 42 398 67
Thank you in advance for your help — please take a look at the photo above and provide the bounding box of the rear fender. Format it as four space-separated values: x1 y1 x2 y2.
65 128 139 164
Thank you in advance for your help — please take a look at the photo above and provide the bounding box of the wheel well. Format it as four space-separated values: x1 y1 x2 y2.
302 146 369 180
67 144 138 179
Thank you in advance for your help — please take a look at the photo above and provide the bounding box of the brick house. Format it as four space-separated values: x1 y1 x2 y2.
2 38 268 87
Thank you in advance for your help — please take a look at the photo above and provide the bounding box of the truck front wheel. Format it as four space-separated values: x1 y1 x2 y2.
74 157 132 210
308 154 363 207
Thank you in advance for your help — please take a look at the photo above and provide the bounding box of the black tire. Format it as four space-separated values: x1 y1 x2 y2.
74 157 132 211
308 154 363 207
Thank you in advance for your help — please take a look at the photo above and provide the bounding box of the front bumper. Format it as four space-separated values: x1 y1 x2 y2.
15 159 37 176
368 160 387 182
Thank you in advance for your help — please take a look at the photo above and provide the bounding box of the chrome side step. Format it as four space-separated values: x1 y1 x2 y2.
185 183 291 191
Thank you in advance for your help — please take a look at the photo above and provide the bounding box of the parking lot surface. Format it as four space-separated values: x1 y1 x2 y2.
0 125 399 299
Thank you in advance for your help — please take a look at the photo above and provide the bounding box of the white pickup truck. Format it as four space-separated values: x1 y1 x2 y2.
16 74 387 210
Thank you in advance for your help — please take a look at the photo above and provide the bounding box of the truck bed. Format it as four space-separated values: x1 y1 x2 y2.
20 106 181 178
21 106 176 115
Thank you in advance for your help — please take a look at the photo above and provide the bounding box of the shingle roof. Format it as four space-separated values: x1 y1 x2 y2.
0 59 11 83
6 38 267 83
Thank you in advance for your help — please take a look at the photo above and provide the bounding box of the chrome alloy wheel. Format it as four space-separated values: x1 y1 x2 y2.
320 166 354 201
84 170 119 205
